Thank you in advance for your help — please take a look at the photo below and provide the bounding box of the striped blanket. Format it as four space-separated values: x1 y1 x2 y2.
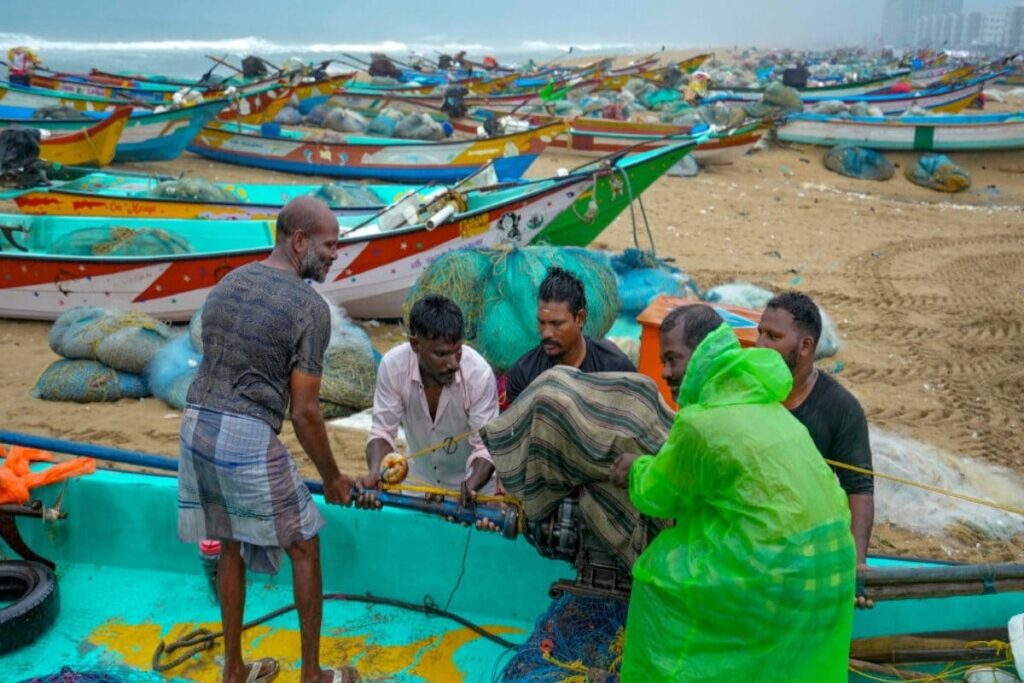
178 405 325 574
482 367 675 569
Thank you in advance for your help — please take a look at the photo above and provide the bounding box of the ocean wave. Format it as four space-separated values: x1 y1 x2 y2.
0 32 411 54
0 32 656 57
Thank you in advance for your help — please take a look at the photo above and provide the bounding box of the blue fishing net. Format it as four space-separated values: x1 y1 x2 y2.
608 249 700 317
15 667 139 682
501 593 627 682
33 359 149 403
146 333 201 409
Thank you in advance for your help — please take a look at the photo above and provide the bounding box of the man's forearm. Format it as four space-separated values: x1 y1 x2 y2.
848 493 875 565
292 407 342 483
464 459 495 493
365 438 392 474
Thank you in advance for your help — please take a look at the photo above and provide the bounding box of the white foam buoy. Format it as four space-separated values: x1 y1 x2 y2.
964 666 1019 683
1010 613 1024 679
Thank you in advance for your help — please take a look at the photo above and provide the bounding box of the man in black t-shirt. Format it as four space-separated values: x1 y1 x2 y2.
505 266 635 405
757 291 875 608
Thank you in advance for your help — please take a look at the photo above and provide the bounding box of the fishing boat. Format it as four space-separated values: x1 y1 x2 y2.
522 115 765 165
1 107 132 167
0 142 694 320
777 111 1024 152
186 120 566 183
710 69 912 98
0 100 225 163
1 429 1022 683
707 74 999 114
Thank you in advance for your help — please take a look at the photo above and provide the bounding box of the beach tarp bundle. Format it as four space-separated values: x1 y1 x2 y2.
703 282 842 358
37 307 172 402
905 153 971 192
404 245 621 371
824 145 895 181
501 593 628 682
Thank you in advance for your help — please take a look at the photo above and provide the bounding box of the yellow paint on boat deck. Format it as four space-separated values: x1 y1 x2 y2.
88 618 520 681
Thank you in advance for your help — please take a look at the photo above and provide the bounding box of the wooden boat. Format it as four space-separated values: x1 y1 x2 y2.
2 429 1023 683
0 100 225 163
711 70 912 98
521 115 765 165
186 120 566 183
13 172 432 219
3 106 132 167
707 74 995 115
0 142 692 320
778 111 1024 152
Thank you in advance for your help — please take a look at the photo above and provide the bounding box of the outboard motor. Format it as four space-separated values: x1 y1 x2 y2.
437 53 454 71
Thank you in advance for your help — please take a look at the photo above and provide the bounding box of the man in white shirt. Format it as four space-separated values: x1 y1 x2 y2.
359 295 499 516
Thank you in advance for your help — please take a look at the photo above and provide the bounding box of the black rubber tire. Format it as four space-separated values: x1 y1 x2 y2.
0 560 60 654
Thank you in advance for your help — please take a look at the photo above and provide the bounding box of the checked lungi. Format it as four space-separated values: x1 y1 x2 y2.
178 405 325 574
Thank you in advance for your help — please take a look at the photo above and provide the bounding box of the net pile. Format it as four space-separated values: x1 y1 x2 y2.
148 178 238 203
16 666 141 682
319 303 379 419
48 226 192 257
609 249 700 318
147 333 202 410
501 593 628 682
36 308 172 402
404 246 620 371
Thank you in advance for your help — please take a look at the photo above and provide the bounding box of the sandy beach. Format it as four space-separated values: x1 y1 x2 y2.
2 72 1022 563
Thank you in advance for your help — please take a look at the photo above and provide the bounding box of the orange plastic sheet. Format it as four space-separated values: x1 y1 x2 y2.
0 445 96 505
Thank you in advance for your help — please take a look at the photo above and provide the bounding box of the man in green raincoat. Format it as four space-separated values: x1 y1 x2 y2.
610 304 856 682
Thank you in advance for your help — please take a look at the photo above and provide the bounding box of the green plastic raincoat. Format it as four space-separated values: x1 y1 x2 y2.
620 324 855 682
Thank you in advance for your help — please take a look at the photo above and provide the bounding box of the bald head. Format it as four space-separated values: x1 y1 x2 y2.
276 195 336 244
271 196 339 283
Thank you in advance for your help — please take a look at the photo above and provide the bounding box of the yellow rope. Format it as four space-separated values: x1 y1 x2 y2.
825 459 1024 517
849 639 1015 682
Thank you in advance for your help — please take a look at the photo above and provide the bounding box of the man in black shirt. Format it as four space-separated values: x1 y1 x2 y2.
756 291 875 608
506 266 635 405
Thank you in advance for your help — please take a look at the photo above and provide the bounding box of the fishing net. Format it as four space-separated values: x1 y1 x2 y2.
824 145 895 181
405 246 620 371
30 106 83 120
273 105 303 125
703 282 842 358
148 178 239 204
610 249 700 317
49 306 105 356
501 593 628 682
16 667 141 683
322 108 369 133
188 307 203 353
55 310 171 370
905 153 971 192
367 107 404 138
761 82 804 111
313 183 384 208
146 333 202 409
47 227 192 257
394 113 444 141
33 359 149 403
319 303 379 419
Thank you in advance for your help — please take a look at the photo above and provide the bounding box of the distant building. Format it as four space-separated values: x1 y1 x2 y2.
882 0 964 47
1007 5 1024 49
900 2 1024 50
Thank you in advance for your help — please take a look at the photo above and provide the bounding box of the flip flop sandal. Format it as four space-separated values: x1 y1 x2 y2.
245 657 280 683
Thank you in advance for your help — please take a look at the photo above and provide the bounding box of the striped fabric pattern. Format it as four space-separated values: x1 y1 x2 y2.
178 405 325 574
482 366 674 569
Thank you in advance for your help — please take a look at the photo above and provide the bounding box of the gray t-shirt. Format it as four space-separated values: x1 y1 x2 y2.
187 262 331 433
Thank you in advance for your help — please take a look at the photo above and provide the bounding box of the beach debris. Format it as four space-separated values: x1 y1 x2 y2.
823 145 894 181
905 153 971 192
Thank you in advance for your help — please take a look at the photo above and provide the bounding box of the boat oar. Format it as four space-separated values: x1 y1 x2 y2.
197 54 229 84
0 429 520 538
204 54 244 76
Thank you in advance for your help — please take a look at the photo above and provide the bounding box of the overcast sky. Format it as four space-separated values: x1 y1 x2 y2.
4 0 1023 50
